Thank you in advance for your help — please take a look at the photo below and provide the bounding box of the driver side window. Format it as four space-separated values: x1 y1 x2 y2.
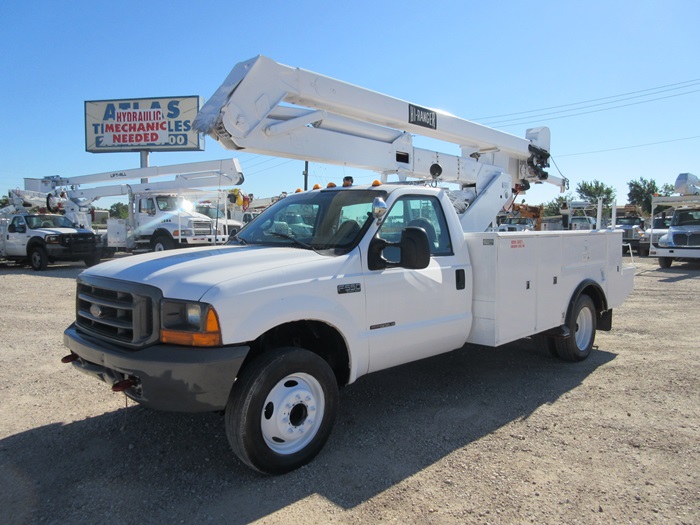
140 199 155 214
377 195 452 262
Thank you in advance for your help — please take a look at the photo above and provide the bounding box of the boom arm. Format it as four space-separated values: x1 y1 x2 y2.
28 159 243 193
194 56 564 194
24 159 245 207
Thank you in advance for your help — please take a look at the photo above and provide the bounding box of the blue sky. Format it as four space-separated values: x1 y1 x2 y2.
1 0 698 208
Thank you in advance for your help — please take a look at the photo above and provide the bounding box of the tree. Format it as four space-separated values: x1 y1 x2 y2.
627 177 673 215
109 202 129 219
576 180 616 209
0 195 8 208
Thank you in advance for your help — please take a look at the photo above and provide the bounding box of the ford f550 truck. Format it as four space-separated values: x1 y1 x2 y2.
61 56 634 474
1 191 100 270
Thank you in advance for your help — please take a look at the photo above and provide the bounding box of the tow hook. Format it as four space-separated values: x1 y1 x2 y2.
111 379 136 392
61 353 79 363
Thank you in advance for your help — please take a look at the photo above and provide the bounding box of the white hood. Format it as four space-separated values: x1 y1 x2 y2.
84 245 333 300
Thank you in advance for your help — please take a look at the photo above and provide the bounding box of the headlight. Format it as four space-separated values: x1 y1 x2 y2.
160 300 222 346
173 229 194 237
658 234 670 247
45 235 60 244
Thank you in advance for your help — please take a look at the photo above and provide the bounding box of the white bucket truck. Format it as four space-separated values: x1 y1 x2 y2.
61 56 634 474
1 189 100 270
27 159 244 253
650 172 700 268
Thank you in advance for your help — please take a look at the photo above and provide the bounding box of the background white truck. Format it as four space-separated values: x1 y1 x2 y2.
61 56 634 474
1 190 100 270
27 159 244 253
650 172 700 268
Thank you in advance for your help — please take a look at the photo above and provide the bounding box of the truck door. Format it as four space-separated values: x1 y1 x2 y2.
363 195 471 373
4 216 29 256
136 196 156 233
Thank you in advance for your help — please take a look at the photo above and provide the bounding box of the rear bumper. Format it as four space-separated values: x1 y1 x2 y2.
63 324 249 412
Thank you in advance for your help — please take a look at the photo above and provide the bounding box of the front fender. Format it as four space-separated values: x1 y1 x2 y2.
202 261 369 381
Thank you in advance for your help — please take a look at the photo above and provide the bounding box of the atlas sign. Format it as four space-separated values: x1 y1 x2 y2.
85 96 203 153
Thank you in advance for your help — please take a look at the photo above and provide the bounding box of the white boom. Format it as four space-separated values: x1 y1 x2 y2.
194 56 564 231
30 159 243 191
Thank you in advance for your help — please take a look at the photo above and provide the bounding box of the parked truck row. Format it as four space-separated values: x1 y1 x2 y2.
2 160 249 270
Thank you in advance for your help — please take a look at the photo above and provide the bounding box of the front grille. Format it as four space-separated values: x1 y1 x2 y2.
671 233 700 247
60 233 97 254
192 221 213 236
75 276 161 348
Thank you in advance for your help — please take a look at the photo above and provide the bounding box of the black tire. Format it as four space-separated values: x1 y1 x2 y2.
84 254 101 267
152 235 175 252
532 334 558 358
224 347 338 475
29 246 49 271
658 257 673 269
638 246 649 257
555 294 596 362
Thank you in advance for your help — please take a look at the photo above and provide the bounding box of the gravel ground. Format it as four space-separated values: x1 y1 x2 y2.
0 254 698 524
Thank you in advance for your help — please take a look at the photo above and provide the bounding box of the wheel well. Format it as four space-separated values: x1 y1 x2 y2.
152 229 173 240
569 280 611 331
242 321 350 387
27 237 46 251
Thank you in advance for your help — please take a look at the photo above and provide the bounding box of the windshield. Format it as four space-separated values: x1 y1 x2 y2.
671 209 700 226
156 196 191 212
234 188 384 252
652 217 671 229
26 215 76 229
617 217 642 225
196 206 225 220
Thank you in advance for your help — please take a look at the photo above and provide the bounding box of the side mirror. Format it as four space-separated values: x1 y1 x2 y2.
368 226 431 270
372 197 387 222
399 226 431 269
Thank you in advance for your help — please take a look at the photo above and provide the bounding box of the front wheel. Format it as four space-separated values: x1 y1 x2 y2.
555 294 597 362
30 246 48 271
84 254 101 267
658 257 673 269
225 348 338 475
152 235 175 252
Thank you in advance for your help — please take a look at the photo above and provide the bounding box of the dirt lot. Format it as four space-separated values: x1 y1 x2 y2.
0 254 698 525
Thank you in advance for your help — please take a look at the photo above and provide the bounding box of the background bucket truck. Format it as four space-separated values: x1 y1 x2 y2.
649 172 700 268
25 159 244 254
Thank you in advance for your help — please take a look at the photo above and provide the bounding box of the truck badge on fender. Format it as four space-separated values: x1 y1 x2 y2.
337 283 361 294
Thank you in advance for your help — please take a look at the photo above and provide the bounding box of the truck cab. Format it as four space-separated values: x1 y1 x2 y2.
657 206 700 266
498 217 536 232
615 216 645 254
1 213 99 270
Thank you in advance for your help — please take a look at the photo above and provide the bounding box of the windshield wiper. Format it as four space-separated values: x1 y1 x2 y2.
268 231 317 251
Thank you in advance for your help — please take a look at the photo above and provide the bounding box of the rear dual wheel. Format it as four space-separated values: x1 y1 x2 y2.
555 294 596 362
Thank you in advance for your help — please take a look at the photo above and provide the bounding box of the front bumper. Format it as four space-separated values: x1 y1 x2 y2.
178 235 229 246
46 244 98 260
63 323 249 412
